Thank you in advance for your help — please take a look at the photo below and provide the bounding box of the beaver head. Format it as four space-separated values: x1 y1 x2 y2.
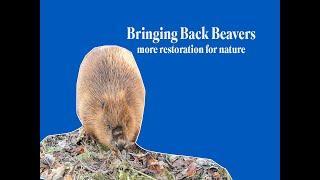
79 90 140 150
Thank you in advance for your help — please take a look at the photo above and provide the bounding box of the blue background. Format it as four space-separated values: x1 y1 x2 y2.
40 0 279 179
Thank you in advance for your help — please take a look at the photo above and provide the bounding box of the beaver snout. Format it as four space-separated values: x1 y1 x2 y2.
112 126 127 150
112 126 124 139
115 141 126 150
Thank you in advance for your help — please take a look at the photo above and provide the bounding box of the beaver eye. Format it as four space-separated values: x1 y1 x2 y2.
107 124 112 129
101 102 105 109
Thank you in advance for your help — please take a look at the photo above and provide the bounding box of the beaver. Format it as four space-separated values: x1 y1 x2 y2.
76 45 145 150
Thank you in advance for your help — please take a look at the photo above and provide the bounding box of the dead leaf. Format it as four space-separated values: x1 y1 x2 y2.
172 158 185 169
44 154 55 167
58 140 67 148
184 158 194 165
168 155 179 162
73 145 84 155
186 162 197 177
196 158 211 166
212 171 221 179
64 174 73 180
129 152 147 159
146 154 164 174
52 165 65 180
40 169 49 179
146 155 157 166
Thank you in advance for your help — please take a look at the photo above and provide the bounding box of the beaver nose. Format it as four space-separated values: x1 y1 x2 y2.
116 142 125 150
112 126 123 139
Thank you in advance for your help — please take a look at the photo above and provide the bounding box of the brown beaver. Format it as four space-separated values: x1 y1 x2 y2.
76 45 145 150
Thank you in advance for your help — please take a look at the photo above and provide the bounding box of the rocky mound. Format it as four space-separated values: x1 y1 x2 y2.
40 128 232 180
